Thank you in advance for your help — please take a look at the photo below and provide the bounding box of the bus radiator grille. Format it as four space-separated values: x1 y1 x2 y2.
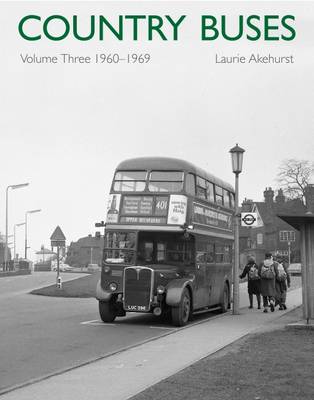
124 268 152 311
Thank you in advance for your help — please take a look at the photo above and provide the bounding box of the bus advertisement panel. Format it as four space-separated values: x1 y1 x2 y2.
192 202 233 232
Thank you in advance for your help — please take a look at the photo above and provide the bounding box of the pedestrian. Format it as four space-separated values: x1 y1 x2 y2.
239 255 261 309
258 252 278 313
274 256 291 310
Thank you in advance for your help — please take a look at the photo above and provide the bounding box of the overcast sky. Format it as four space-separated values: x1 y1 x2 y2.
0 1 313 260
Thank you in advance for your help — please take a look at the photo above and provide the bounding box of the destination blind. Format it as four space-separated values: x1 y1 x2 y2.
121 196 168 216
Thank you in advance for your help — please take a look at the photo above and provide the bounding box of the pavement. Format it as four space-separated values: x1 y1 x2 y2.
1 284 302 400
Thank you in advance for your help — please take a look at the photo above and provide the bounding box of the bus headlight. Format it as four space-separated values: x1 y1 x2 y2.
109 282 117 291
157 285 165 295
103 266 111 273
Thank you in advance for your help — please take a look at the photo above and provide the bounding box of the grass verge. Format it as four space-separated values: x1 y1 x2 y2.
30 272 100 298
130 307 314 400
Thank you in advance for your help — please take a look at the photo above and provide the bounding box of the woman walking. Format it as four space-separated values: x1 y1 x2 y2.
258 252 278 313
274 256 291 310
239 255 261 309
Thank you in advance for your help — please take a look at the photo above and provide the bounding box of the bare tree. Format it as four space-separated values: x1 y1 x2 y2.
277 159 314 204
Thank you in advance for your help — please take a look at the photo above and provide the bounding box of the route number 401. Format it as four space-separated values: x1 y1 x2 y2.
156 200 168 210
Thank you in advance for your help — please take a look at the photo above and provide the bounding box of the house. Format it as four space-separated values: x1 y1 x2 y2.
239 186 314 265
65 232 104 268
34 246 57 271
0 233 12 271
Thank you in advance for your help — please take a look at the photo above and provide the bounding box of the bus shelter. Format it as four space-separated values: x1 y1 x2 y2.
278 213 314 323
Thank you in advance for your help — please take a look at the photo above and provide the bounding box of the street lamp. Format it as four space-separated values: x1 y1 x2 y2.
25 209 41 259
229 144 245 315
14 222 25 261
4 183 29 270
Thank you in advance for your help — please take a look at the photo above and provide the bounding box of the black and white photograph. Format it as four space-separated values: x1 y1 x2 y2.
0 1 314 399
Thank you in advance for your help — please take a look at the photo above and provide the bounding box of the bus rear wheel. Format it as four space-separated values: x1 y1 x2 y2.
171 288 191 327
99 300 117 323
220 283 229 313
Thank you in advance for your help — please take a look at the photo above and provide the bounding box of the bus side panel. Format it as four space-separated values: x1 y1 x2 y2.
209 264 231 305
194 262 231 309
194 262 209 309
206 263 219 306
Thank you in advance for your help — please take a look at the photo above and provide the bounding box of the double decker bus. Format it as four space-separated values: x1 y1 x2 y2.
96 157 235 326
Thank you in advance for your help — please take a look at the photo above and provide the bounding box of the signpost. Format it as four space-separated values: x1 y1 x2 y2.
279 231 295 266
241 212 258 227
50 226 66 289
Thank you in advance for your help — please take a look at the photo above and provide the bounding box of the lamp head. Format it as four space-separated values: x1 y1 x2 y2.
16 222 26 227
229 143 245 174
11 183 29 190
27 209 41 214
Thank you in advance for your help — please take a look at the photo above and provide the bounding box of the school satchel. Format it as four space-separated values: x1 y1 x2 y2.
277 263 287 282
248 264 260 280
261 263 275 279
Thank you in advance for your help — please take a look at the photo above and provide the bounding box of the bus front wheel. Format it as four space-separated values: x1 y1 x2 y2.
99 300 117 323
171 288 191 327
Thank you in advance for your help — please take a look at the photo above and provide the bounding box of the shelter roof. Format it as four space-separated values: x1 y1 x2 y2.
277 213 314 231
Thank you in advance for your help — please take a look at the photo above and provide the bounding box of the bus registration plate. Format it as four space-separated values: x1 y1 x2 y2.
125 305 148 312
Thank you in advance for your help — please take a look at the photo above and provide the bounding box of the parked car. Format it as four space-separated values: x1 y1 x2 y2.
52 263 74 272
87 263 100 273
288 263 301 276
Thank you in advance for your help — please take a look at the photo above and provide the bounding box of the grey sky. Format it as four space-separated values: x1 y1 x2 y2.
0 1 313 259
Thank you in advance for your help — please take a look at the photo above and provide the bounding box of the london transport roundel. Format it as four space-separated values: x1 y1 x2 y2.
241 212 258 227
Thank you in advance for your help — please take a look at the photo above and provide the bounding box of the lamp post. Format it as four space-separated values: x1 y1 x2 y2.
4 183 29 270
14 222 25 261
229 144 245 315
24 209 41 259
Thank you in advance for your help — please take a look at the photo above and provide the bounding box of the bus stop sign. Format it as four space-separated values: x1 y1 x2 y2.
50 226 66 247
241 213 258 227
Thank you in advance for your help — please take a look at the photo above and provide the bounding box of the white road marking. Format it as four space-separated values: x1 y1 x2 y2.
80 319 102 325
81 320 117 326
148 326 174 330
80 320 174 330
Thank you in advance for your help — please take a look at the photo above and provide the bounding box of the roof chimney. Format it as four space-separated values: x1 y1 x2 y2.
264 187 274 206
275 189 285 206
241 198 253 212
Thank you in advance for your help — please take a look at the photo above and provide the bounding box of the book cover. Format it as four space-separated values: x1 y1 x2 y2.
0 1 313 399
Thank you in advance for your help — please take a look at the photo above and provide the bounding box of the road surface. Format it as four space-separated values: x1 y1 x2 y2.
0 272 300 394
0 272 219 393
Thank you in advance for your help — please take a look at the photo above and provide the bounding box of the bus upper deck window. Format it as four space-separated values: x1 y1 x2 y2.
113 171 146 192
230 192 235 209
206 181 215 203
185 173 195 195
215 185 224 205
196 176 206 199
148 171 183 193
223 190 230 208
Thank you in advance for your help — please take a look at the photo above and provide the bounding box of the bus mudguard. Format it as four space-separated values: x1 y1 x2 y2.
96 280 112 301
165 278 194 307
